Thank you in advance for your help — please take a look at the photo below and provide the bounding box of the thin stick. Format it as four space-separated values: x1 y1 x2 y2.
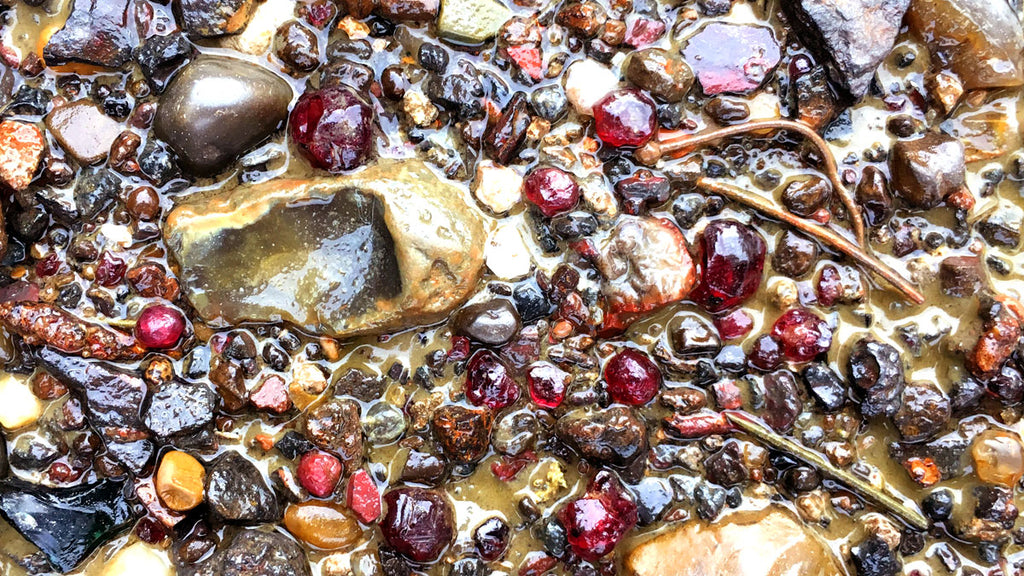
725 412 931 531
648 119 866 247
697 177 925 304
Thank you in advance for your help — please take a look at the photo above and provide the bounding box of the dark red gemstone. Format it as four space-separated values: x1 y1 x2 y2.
135 516 170 544
748 334 782 371
94 252 127 287
289 86 374 173
135 305 186 349
474 516 511 561
689 219 766 313
466 349 521 410
558 471 637 561
381 488 455 563
297 450 343 498
714 309 754 340
35 253 61 277
603 348 661 405
527 361 569 408
524 167 580 217
816 264 842 307
593 89 657 147
771 308 833 363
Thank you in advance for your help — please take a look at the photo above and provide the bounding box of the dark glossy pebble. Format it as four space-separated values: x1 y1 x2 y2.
848 337 905 418
705 441 747 486
154 57 293 176
43 0 136 69
381 488 456 563
922 489 954 521
513 279 554 323
783 466 821 492
275 431 316 459
748 334 782 371
853 535 901 576
669 312 720 356
275 20 321 73
473 516 511 561
889 132 966 210
892 381 950 442
192 529 312 576
483 92 530 164
418 43 450 73
401 450 448 486
801 363 846 412
773 230 819 278
381 66 409 100
626 48 693 103
452 299 522 346
136 32 195 93
531 85 569 121
427 60 485 120
939 255 984 298
856 166 894 227
781 177 831 217
432 405 493 464
319 59 375 93
551 211 598 240
763 370 802 433
556 406 648 467
144 380 217 438
704 96 750 125
205 451 281 523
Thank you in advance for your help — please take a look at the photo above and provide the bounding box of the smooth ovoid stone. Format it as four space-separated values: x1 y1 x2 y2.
624 506 844 576
783 0 910 98
164 159 487 338
452 299 521 346
0 478 136 572
46 101 123 166
177 0 260 38
681 22 781 95
43 0 137 69
188 529 312 576
437 0 511 44
154 56 293 176
205 451 281 523
906 0 1024 90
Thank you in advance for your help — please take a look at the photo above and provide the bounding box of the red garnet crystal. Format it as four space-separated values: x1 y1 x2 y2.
689 219 766 313
603 348 662 405
289 86 374 172
558 471 638 561
593 88 657 147
527 361 570 408
381 488 455 563
524 167 580 217
466 350 521 410
771 308 833 363
135 305 186 349
296 451 342 498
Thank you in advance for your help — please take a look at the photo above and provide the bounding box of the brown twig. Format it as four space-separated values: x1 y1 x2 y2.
696 178 924 304
639 119 866 247
725 411 931 531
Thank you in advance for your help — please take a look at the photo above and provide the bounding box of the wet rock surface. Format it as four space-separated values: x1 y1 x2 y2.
381 488 456 563
205 451 281 523
889 132 966 210
178 0 260 38
304 399 363 470
43 0 136 69
624 507 844 576
784 0 910 97
556 407 648 467
432 404 493 463
848 337 905 419
0 478 136 572
154 57 292 176
165 159 486 338
681 23 781 95
46 101 123 166
451 299 521 346
143 380 218 439
189 529 312 576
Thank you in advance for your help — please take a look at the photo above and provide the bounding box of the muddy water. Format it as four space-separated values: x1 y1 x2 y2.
1 0 1023 575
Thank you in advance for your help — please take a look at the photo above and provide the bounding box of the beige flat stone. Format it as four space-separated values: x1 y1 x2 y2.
46 101 121 166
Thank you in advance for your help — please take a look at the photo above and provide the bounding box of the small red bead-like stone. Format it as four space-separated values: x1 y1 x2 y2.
135 305 186 349
748 334 782 371
771 308 833 363
603 348 662 405
94 252 127 287
524 167 580 217
527 361 570 408
297 451 343 498
593 89 657 147
346 469 381 523
690 219 767 313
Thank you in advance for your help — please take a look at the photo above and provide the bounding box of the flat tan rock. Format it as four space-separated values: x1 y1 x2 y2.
46 101 121 166
624 506 846 576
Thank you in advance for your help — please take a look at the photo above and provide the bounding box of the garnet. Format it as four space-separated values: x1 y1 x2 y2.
381 488 455 563
296 451 342 498
289 86 374 173
473 516 511 561
593 89 657 147
95 252 127 287
527 361 569 408
524 167 580 217
603 348 662 405
689 219 766 313
771 308 833 363
346 469 381 523
558 471 637 560
134 305 186 349
466 350 521 410
714 309 754 340
748 334 782 371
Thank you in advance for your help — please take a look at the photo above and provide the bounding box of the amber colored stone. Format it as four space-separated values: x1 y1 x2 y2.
284 500 363 551
155 451 206 512
972 429 1024 487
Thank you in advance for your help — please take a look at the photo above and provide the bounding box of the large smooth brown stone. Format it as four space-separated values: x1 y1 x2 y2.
624 507 844 576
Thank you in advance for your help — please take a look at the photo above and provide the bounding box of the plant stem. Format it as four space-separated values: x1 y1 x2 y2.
696 177 924 304
725 411 931 531
647 119 866 247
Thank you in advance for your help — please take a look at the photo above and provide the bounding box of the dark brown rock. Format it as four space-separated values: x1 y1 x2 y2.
772 230 818 278
43 0 137 69
939 256 984 298
893 381 950 442
556 407 647 467
784 0 911 97
483 93 530 165
793 67 838 130
274 21 320 74
781 176 831 217
432 405 493 464
400 450 448 485
626 48 694 103
377 0 439 21
669 312 720 357
763 370 802 433
452 299 521 346
304 399 363 471
855 166 894 227
204 451 281 523
178 0 259 38
191 529 311 576
848 337 905 419
889 132 966 210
